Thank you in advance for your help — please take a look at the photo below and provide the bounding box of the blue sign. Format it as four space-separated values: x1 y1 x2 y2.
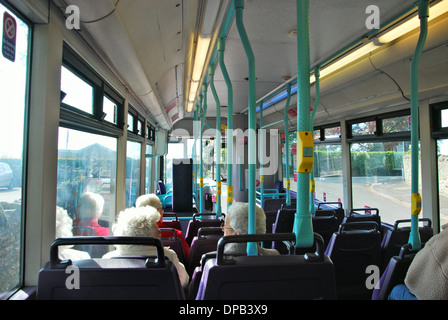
2 11 16 62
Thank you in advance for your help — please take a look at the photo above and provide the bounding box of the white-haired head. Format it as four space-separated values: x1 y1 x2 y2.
135 194 162 209
225 202 266 235
77 192 104 220
56 206 73 239
112 206 161 238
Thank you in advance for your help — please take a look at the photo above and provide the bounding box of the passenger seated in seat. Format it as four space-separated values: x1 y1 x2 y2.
222 202 280 255
55 206 90 261
102 206 189 288
136 194 190 259
389 223 448 300
73 192 109 236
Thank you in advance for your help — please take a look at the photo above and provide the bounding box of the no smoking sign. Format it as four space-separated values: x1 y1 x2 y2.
2 11 17 62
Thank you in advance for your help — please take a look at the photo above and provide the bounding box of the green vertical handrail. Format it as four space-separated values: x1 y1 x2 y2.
294 0 314 248
309 67 320 214
218 36 234 210
409 0 429 251
259 100 264 206
209 64 222 217
284 83 292 206
235 0 257 256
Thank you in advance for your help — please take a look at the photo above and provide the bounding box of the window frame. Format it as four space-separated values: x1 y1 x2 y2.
346 109 411 143
60 44 125 136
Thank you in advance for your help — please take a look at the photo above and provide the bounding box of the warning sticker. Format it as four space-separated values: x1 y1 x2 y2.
2 11 17 62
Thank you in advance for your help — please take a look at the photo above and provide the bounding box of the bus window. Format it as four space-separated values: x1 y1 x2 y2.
314 144 343 203
60 66 94 115
57 127 117 227
351 141 416 225
126 140 141 208
0 4 30 298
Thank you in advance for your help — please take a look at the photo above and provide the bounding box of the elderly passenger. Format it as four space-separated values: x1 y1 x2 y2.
102 206 189 288
135 194 190 259
73 192 109 236
223 202 279 255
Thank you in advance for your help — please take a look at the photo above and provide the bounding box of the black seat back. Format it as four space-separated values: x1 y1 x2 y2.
37 236 185 300
185 213 223 245
325 222 382 299
160 228 186 264
187 227 223 276
272 209 295 253
372 244 418 300
380 218 432 272
317 202 344 225
196 233 337 300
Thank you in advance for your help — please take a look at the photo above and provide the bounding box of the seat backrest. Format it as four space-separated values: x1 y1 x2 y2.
380 218 432 272
162 212 182 231
272 209 296 253
325 222 382 299
185 213 222 245
344 208 381 235
160 228 186 264
372 244 418 300
37 236 185 300
186 227 223 276
317 202 344 224
262 198 287 212
196 233 337 300
72 226 107 258
312 215 339 249
263 211 278 249
157 180 167 195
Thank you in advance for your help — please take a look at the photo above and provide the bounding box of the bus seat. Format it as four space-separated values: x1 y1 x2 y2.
343 208 382 236
380 218 432 272
262 198 295 212
160 228 187 265
317 201 345 225
185 213 223 246
262 211 278 249
161 212 182 231
325 222 382 299
37 236 185 300
157 180 167 195
196 233 337 300
312 214 339 250
187 227 223 276
71 226 107 258
372 244 418 300
271 209 295 253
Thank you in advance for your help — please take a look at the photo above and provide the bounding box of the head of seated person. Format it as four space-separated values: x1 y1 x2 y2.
103 206 189 287
74 192 109 236
135 194 163 221
223 202 279 256
55 206 90 261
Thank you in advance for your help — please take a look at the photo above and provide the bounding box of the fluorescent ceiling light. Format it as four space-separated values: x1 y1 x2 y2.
187 101 194 113
320 42 378 80
187 36 211 112
189 81 200 102
379 0 448 44
192 36 211 81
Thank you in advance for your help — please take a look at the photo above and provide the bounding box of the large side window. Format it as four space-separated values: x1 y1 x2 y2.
0 3 30 298
347 110 414 225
